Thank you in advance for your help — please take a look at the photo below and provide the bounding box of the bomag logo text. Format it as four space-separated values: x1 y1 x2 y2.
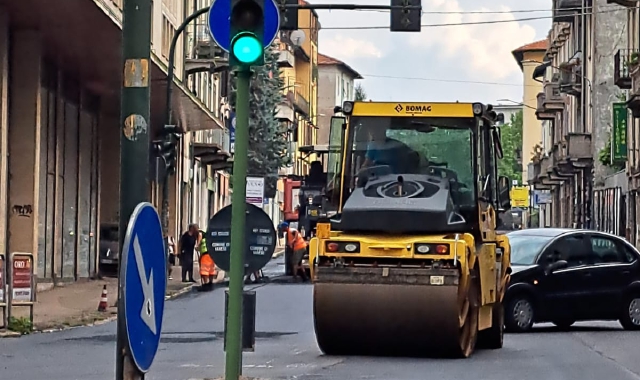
396 104 432 113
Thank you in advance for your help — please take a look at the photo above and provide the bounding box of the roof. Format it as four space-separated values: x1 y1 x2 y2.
318 53 363 79
512 39 549 70
507 228 576 238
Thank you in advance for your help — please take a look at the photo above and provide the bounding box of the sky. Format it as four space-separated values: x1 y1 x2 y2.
310 0 552 105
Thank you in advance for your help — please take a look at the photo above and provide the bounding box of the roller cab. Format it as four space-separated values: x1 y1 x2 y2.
310 101 513 358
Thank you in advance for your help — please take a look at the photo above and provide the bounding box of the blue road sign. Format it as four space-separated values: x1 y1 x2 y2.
121 202 167 373
207 0 281 53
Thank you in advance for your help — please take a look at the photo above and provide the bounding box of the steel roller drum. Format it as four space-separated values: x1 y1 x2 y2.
313 282 479 358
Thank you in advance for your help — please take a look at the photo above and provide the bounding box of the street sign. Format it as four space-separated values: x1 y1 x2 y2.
207 203 277 275
121 202 167 373
207 0 281 53
534 191 552 205
228 111 236 154
510 186 529 208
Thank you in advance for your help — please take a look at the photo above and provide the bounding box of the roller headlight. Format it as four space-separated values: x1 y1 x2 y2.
416 245 430 254
345 244 358 252
342 101 354 114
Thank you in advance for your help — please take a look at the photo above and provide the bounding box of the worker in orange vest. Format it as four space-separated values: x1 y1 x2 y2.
279 222 308 281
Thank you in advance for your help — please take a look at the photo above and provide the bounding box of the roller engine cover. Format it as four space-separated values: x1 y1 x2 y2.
336 173 465 234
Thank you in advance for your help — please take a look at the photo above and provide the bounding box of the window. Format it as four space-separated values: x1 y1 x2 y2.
541 234 597 268
590 236 636 264
161 16 175 58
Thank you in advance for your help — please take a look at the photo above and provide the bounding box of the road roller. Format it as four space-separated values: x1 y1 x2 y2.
308 101 513 358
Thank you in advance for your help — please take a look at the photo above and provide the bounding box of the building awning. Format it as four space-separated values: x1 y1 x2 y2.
532 61 551 80
193 142 231 170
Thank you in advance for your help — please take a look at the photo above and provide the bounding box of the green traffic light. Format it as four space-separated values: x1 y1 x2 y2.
231 32 262 64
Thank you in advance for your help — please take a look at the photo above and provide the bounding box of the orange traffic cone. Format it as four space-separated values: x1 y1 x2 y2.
98 285 108 312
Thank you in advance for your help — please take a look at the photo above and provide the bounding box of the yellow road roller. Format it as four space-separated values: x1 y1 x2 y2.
309 101 513 358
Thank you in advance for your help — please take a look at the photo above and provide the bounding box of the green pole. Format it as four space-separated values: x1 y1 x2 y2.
225 68 252 380
116 0 151 378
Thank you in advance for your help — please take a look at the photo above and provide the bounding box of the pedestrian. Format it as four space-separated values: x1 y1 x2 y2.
279 221 309 282
177 224 198 283
198 229 217 291
166 234 177 280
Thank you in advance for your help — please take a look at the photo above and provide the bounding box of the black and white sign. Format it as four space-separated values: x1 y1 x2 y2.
207 203 276 275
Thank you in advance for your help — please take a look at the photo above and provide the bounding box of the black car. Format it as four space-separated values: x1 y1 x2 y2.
504 228 640 332
99 223 119 273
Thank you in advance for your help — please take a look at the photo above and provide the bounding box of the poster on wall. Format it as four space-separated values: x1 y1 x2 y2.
11 255 33 303
0 254 5 304
246 177 265 207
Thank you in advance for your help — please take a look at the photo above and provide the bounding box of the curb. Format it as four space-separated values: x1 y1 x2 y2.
0 282 203 338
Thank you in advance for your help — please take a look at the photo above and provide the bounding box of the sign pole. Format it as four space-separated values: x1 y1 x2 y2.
117 0 152 378
225 68 252 380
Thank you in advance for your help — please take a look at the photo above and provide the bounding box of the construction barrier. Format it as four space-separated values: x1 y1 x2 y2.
8 253 35 325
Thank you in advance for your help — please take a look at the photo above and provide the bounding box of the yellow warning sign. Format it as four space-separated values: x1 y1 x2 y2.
351 102 474 118
510 186 529 208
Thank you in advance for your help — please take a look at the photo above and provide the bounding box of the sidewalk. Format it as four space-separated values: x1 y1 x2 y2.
2 262 226 336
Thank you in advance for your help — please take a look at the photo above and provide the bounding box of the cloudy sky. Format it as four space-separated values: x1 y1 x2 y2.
311 0 552 105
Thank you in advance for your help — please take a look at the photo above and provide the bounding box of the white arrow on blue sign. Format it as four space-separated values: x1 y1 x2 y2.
207 0 281 53
121 202 167 373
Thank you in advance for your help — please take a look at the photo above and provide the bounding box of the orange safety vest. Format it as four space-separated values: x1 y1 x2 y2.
287 228 307 251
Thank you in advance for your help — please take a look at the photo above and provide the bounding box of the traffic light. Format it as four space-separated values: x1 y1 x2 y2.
153 125 182 175
230 0 265 67
390 0 421 32
278 0 298 31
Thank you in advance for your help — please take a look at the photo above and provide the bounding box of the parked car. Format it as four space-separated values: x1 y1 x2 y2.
99 223 119 273
504 228 640 332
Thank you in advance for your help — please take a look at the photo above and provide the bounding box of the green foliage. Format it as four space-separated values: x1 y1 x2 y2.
355 83 366 101
8 316 33 335
229 47 291 197
498 111 523 184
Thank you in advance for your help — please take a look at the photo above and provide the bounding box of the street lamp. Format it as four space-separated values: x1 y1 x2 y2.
496 98 537 111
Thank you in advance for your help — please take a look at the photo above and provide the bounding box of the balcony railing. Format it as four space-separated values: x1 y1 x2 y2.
565 133 592 160
607 0 639 7
536 93 555 120
614 49 637 89
292 90 310 115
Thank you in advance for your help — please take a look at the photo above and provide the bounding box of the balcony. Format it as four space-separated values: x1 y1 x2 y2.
530 160 550 190
559 65 582 96
614 49 637 89
185 27 229 74
553 0 587 23
289 90 310 116
277 49 295 68
536 93 555 120
540 156 563 187
607 0 638 7
627 59 640 117
276 101 295 122
564 133 593 168
551 142 576 178
543 77 565 109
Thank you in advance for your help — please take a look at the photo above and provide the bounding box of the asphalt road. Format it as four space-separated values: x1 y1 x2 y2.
2 258 640 380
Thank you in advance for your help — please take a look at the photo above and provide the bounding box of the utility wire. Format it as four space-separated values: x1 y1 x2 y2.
361 74 550 88
350 5 613 15
298 8 624 30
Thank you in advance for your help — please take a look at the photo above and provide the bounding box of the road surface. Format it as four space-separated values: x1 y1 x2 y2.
2 258 639 380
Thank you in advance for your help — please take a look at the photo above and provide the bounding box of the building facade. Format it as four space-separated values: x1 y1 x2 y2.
317 53 363 146
0 0 230 289
531 0 627 233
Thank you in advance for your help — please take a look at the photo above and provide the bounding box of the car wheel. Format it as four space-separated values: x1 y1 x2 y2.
552 319 575 331
620 294 640 331
505 296 535 333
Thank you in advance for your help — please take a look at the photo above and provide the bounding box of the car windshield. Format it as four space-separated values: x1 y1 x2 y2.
509 234 553 265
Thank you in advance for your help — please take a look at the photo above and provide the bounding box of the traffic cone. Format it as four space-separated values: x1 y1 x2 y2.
98 285 108 312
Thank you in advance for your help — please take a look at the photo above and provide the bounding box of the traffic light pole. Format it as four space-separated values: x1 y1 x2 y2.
225 68 251 380
117 0 152 378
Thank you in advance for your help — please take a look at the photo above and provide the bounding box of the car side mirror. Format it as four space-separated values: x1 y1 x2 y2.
497 175 511 210
546 260 568 274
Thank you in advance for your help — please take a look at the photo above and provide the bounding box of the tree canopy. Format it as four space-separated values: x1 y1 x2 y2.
355 83 366 101
497 111 523 184
229 47 290 197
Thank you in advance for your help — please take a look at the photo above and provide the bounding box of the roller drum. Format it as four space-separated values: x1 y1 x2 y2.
313 279 478 358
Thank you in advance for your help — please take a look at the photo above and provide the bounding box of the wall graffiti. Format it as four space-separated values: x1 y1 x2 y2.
12 204 33 217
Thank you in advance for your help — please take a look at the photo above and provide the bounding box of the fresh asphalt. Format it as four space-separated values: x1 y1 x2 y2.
2 255 640 380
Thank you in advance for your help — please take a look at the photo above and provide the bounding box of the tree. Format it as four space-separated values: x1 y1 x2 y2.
498 110 523 183
355 83 366 101
229 47 291 197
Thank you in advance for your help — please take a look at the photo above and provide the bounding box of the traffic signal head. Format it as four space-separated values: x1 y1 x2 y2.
230 0 265 67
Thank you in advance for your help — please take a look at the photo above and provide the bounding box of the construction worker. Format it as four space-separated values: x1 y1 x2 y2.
198 230 217 291
279 222 309 282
